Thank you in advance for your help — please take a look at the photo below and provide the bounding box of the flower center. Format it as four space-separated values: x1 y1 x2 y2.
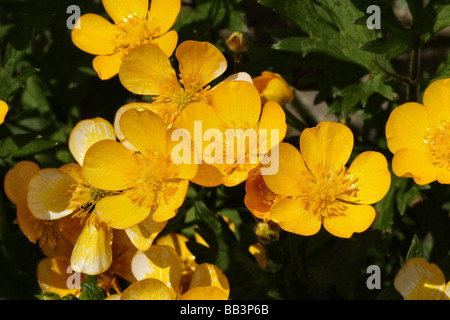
301 167 359 218
126 152 172 210
115 14 159 56
424 121 450 170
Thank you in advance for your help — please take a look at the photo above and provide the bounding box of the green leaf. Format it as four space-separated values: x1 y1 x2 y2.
261 0 386 73
0 134 57 159
405 235 426 261
79 275 106 300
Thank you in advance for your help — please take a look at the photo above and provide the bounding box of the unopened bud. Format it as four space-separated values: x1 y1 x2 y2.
254 220 280 244
226 32 248 53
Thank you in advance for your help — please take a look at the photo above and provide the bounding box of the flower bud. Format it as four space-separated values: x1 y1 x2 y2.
254 220 280 244
253 71 294 106
226 31 248 53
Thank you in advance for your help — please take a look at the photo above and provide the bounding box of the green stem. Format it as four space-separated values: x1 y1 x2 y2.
408 46 421 102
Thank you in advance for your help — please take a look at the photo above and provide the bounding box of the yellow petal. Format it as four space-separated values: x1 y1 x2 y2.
4 160 40 205
346 151 391 204
109 229 138 284
120 278 173 300
37 256 86 297
180 286 229 300
71 214 113 275
131 245 182 298
322 203 376 238
71 13 119 55
385 102 434 154
68 117 116 166
27 168 76 220
114 102 155 151
258 100 287 154
83 140 139 191
188 263 230 297
119 43 178 96
177 40 227 89
156 233 196 267
394 258 449 300
16 203 42 244
300 121 354 175
151 29 178 57
119 108 167 156
263 143 309 197
148 0 181 36
212 81 261 128
422 78 450 124
102 0 149 24
92 51 124 80
125 213 167 251
95 194 150 229
270 198 322 236
392 148 439 185
249 242 268 270
153 180 189 222
0 99 8 124
190 163 225 187
244 168 279 221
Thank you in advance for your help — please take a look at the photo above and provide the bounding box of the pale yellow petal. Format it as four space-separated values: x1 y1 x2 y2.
180 286 229 300
394 258 449 300
120 278 173 300
131 245 182 298
37 256 86 297
71 215 113 275
188 263 230 297
125 213 167 251
68 117 116 166
27 168 76 220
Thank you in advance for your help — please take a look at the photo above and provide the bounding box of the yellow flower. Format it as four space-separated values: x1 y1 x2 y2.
25 118 121 275
82 108 197 236
156 233 197 293
263 121 391 238
71 0 180 80
172 80 287 187
244 166 285 222
118 40 227 126
4 161 84 257
120 244 229 300
0 100 8 124
386 78 450 185
253 71 294 106
37 230 138 299
394 258 450 300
